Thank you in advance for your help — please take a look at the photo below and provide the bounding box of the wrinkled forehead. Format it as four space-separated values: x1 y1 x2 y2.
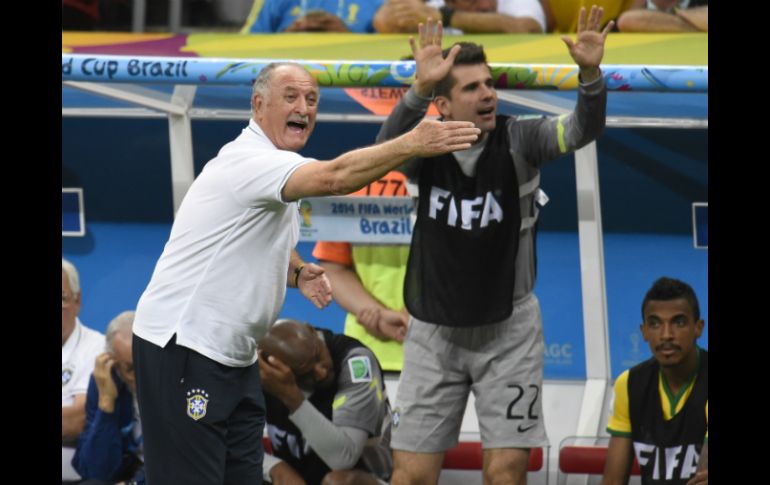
271 65 319 94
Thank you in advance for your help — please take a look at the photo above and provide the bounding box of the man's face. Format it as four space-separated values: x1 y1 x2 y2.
437 64 498 133
111 331 136 394
62 270 80 344
446 0 498 13
253 65 319 152
641 298 704 368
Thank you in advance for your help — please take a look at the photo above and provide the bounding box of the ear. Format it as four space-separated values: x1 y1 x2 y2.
694 319 704 338
252 93 264 116
639 322 649 342
434 96 451 119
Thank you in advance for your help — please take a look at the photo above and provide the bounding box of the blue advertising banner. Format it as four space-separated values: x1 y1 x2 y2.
298 196 414 244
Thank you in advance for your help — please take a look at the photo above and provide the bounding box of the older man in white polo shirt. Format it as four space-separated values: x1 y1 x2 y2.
62 258 105 483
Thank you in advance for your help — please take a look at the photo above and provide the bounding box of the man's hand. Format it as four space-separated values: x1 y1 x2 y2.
298 263 333 309
406 119 480 157
409 18 462 97
285 11 350 32
357 307 388 339
377 308 410 342
270 461 307 485
561 5 613 81
93 352 118 413
357 307 409 342
686 470 707 485
259 352 305 412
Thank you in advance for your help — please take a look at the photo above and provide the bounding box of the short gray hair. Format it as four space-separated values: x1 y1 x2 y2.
105 311 135 354
62 258 80 295
250 62 312 116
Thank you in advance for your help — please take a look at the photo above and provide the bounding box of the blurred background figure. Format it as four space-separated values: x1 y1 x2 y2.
374 0 545 34
63 258 106 484
72 311 145 485
540 0 631 32
242 0 384 33
617 0 707 32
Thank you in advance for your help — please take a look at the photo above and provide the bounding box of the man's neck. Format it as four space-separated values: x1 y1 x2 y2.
660 347 699 395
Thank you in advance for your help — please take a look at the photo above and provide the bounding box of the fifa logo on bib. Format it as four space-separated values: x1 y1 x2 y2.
186 389 210 421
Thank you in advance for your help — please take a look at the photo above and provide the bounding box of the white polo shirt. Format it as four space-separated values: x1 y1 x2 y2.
134 119 312 367
62 318 105 481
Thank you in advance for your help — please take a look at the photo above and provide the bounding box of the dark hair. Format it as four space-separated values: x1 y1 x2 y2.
641 277 701 321
434 42 489 98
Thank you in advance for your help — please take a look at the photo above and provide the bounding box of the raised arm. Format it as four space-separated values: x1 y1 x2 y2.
72 374 126 481
376 19 461 144
513 6 610 165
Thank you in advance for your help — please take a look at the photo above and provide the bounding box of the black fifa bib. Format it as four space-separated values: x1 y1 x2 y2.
405 116 521 326
629 350 708 485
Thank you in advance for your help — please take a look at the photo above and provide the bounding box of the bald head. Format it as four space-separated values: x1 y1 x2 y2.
251 63 319 152
259 319 320 375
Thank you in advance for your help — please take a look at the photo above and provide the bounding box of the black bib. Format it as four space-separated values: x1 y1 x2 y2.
629 349 708 484
405 116 521 326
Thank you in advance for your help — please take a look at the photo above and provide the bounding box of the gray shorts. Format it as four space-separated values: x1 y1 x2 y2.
391 294 549 452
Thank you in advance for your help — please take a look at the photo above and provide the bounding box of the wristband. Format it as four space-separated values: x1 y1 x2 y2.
294 264 305 287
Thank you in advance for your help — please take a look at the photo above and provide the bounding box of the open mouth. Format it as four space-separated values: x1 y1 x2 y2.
478 107 495 117
287 120 308 133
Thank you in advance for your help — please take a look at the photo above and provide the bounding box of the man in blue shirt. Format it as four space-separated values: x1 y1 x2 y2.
242 0 384 32
73 311 144 485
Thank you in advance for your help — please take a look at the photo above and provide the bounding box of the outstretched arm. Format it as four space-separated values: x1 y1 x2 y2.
282 118 479 201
